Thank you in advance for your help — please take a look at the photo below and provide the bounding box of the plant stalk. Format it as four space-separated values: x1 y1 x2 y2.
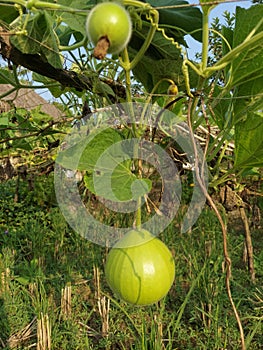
201 10 209 73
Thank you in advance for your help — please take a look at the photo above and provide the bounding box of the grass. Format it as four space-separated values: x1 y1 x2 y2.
0 176 262 349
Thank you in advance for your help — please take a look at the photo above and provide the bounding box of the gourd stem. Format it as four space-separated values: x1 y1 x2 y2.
136 196 142 228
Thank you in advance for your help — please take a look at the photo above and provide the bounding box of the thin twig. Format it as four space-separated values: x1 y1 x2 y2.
0 119 68 145
200 96 211 178
240 207 256 282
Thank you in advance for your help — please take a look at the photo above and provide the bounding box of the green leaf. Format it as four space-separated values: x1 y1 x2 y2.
211 6 263 129
209 86 233 129
130 26 183 61
56 0 92 10
142 0 203 42
57 126 152 201
0 5 20 24
232 75 263 125
0 116 16 127
130 178 152 200
230 5 263 123
56 25 73 46
129 0 202 93
30 109 53 124
12 138 33 151
234 111 263 168
129 1 202 93
131 51 198 94
32 72 67 97
60 13 86 36
232 5 263 85
221 25 234 79
84 160 135 201
56 127 124 171
130 53 154 93
11 11 62 69
15 276 30 286
85 160 152 201
55 0 92 36
79 128 124 171
0 69 17 85
93 80 115 97
83 135 152 201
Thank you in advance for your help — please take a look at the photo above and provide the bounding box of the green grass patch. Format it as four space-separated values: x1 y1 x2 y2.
0 177 262 349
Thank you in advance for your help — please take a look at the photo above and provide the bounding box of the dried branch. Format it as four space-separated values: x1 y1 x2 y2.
0 29 126 100
186 98 246 350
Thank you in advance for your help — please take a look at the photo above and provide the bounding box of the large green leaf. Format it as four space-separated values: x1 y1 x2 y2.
131 53 183 93
234 112 263 168
80 131 152 201
57 126 152 201
232 75 263 125
210 5 263 130
129 0 202 65
142 0 203 42
85 160 151 201
79 128 125 171
129 0 202 93
221 25 234 79
55 25 73 47
230 5 263 171
59 13 86 37
56 127 124 171
131 49 198 94
11 11 62 69
209 86 233 130
230 5 263 123
55 0 93 36
231 5 263 87
130 26 183 61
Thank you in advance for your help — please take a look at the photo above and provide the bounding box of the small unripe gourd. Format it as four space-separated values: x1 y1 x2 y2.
86 2 132 59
